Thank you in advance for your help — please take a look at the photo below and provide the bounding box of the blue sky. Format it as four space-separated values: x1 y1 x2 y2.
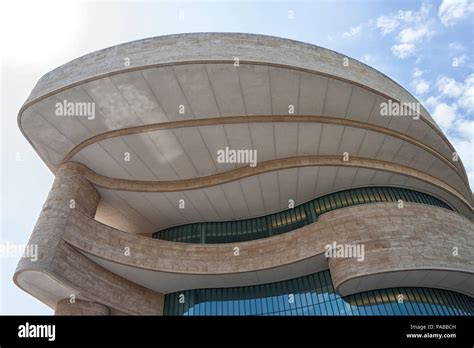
1 0 472 315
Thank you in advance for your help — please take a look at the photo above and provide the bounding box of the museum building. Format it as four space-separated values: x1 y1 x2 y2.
14 33 473 316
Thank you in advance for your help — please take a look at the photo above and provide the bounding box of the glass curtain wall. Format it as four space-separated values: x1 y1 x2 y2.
153 187 452 244
164 270 473 316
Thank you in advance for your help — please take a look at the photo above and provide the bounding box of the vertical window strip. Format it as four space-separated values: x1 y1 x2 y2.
413 288 430 315
398 189 409 203
314 199 323 215
367 188 376 202
403 189 414 203
438 289 456 316
449 292 466 316
372 188 382 202
417 191 426 204
328 194 337 209
426 194 437 207
339 191 348 206
445 289 463 315
387 289 403 316
319 196 328 213
419 288 435 316
457 290 473 314
412 190 422 204
353 189 362 204
380 290 396 316
343 190 354 206
228 221 234 242
219 222 225 243
427 288 443 315
377 187 388 201
384 187 395 201
430 288 449 316
422 193 432 205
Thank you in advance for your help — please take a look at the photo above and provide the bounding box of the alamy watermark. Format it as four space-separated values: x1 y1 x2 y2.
217 147 257 167
380 100 420 120
18 322 55 341
325 241 365 262
55 99 95 120
0 242 38 262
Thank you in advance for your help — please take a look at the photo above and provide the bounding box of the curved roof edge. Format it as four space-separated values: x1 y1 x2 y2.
23 33 435 124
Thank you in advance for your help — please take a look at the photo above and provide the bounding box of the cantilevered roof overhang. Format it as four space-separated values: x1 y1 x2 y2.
18 33 473 233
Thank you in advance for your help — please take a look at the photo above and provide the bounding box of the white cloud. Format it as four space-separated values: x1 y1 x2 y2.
432 102 458 130
458 74 474 112
456 118 474 140
426 97 474 187
425 72 474 187
431 74 474 117
397 22 433 43
439 0 474 26
361 54 376 65
413 67 424 78
391 43 416 58
412 2 432 21
425 95 440 108
412 68 430 94
342 25 361 38
375 2 431 36
448 41 466 51
414 79 430 94
376 15 400 35
377 3 435 59
436 76 464 98
392 21 434 59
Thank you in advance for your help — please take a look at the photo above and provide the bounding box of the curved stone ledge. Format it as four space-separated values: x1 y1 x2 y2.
68 157 473 217
13 164 164 315
55 299 110 315
60 115 468 191
63 199 474 296
321 204 474 296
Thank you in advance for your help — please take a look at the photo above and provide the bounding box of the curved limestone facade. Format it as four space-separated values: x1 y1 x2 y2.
15 33 473 315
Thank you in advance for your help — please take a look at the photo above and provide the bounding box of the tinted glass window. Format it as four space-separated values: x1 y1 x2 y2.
164 270 473 316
